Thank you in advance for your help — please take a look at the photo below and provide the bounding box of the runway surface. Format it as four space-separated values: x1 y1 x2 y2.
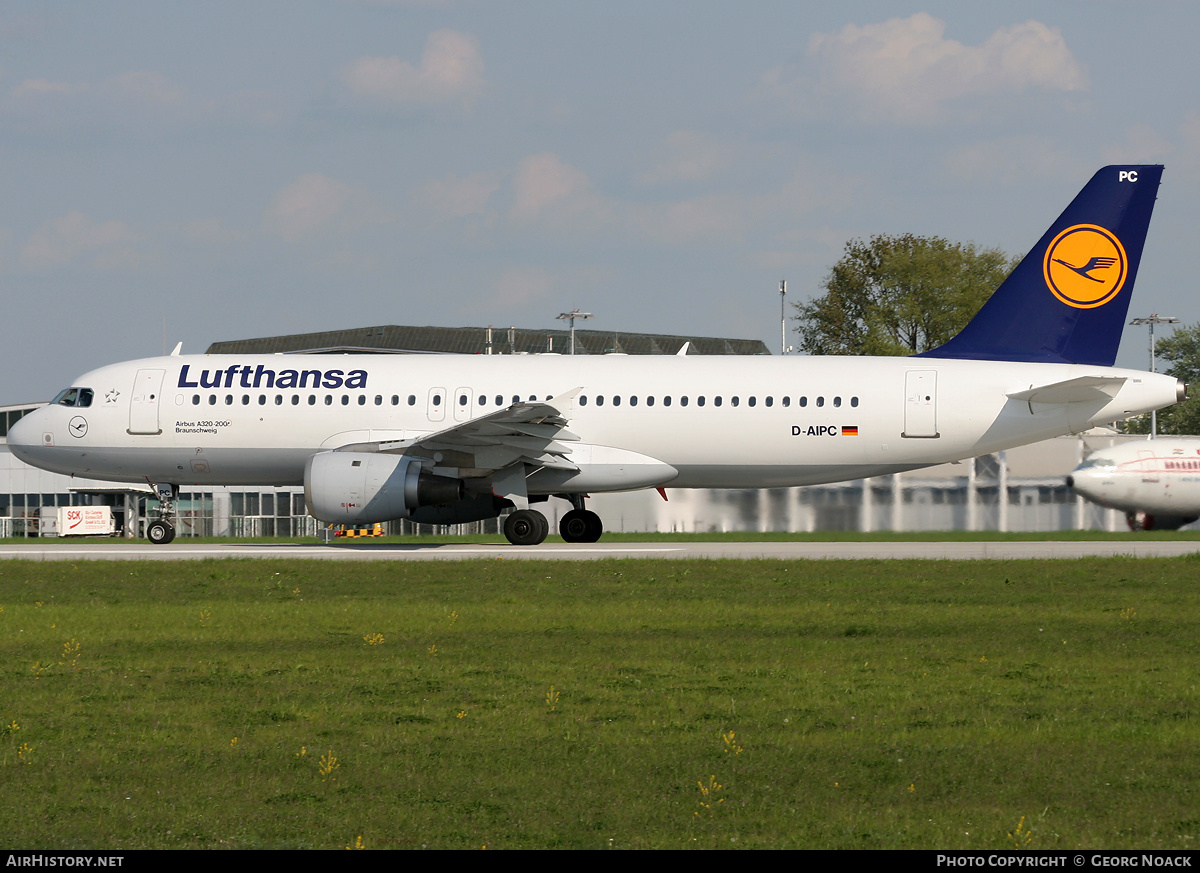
2 540 1198 561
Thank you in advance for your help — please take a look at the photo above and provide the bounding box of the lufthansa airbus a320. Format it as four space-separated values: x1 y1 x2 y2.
8 166 1182 545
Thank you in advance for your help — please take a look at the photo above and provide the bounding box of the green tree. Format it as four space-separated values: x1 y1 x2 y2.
1123 323 1200 435
794 234 1019 356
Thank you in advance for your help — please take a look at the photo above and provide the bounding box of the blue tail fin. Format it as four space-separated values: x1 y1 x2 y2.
921 165 1162 366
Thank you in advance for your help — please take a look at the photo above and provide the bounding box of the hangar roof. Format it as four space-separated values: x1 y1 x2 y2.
207 324 770 356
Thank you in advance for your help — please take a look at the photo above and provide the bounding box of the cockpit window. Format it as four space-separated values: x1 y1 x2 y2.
1078 456 1116 470
51 388 93 408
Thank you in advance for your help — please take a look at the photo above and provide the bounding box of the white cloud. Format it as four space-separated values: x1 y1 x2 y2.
944 137 1077 184
421 171 501 218
765 13 1085 124
641 130 732 185
180 219 245 246
1101 124 1173 166
107 70 183 106
493 265 555 308
342 30 485 106
264 174 354 242
10 78 87 98
20 210 141 270
12 70 184 105
508 153 607 223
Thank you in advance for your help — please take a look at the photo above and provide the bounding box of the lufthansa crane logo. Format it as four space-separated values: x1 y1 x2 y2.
1043 224 1128 309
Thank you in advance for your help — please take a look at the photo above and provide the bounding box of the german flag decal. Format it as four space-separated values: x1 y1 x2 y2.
841 426 859 436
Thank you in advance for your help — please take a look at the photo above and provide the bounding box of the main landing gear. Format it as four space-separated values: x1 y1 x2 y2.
147 483 178 545
501 499 604 546
559 508 603 543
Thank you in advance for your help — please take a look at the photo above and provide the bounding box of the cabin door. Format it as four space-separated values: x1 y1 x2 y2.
903 370 938 438
1138 449 1159 483
129 369 165 435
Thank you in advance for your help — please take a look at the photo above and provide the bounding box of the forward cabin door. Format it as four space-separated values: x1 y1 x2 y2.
903 370 939 438
129 369 165 435
1138 449 1159 483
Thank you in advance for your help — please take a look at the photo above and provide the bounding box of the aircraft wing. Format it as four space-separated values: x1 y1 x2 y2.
334 388 582 476
1007 375 1127 404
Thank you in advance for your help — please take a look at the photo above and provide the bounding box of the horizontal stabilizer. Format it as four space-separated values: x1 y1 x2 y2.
1007 376 1126 404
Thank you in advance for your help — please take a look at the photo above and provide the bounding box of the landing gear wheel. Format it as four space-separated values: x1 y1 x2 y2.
147 520 176 545
504 509 549 546
560 509 603 543
1127 511 1156 531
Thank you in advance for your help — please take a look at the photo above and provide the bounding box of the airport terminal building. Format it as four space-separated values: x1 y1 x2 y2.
0 324 1139 538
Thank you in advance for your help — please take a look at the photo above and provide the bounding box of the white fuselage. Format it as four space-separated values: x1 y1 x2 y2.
1070 438 1200 516
8 353 1181 494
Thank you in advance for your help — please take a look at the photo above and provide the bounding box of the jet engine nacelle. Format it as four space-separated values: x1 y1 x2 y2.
304 451 465 525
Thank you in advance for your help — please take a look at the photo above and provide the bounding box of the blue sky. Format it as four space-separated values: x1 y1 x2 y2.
3 1 1198 401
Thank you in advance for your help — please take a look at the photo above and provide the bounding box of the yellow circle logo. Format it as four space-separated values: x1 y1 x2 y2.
1043 224 1128 309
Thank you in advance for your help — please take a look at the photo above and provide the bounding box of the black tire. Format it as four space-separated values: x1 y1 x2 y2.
147 520 176 545
560 509 591 543
504 509 549 546
582 510 603 543
560 508 602 543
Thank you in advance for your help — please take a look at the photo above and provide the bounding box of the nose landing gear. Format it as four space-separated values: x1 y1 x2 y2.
147 483 178 545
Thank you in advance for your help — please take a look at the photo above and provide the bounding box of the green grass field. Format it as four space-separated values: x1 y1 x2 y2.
1 556 1198 849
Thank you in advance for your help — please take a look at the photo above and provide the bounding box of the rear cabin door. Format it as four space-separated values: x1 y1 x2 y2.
129 369 166 435
903 370 939 438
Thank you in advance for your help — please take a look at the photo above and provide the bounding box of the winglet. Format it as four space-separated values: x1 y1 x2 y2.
921 166 1163 366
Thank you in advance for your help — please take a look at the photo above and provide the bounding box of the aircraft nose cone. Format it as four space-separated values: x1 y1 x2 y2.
6 411 44 465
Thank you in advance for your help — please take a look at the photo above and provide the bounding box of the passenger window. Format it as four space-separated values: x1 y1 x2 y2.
730 396 739 407
224 395 233 405
664 396 672 407
765 397 773 407
358 396 366 406
749 397 756 407
834 396 842 408
697 397 705 407
242 395 250 405
714 397 722 407
613 396 621 407
408 395 417 406
391 395 399 406
816 397 824 407
596 396 605 407
782 397 790 407
275 395 283 406
580 396 588 406
341 395 350 406
630 396 638 407
646 396 654 407
459 394 468 406
209 395 217 405
306 395 313 406
799 397 807 407
495 395 503 406
325 396 333 406
375 395 383 406
258 395 266 406
192 395 200 406
851 396 859 408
